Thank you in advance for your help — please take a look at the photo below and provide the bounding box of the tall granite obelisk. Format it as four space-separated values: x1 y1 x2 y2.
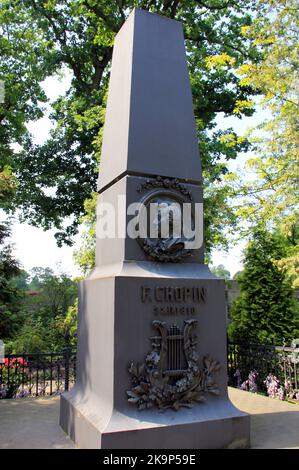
60 9 250 449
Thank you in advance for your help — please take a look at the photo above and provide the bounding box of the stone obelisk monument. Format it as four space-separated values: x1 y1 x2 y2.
60 9 250 449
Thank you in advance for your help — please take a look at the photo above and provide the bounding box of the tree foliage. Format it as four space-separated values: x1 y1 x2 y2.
73 193 97 275
26 267 78 319
0 166 17 208
0 222 24 339
4 266 78 352
228 0 299 284
228 229 299 344
210 263 231 280
0 0 259 250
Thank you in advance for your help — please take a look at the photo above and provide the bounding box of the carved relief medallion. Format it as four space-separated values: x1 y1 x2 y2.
136 176 195 262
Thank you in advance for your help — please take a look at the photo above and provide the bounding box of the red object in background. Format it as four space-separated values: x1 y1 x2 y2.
2 357 28 367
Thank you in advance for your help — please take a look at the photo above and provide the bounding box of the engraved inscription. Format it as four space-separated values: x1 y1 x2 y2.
153 306 196 316
141 286 206 303
141 285 206 316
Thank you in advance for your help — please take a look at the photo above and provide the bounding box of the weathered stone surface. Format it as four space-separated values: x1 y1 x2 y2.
98 9 201 193
60 8 250 449
95 175 204 266
60 263 250 448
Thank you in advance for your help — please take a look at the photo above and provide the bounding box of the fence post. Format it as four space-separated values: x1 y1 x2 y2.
226 335 230 383
64 329 71 392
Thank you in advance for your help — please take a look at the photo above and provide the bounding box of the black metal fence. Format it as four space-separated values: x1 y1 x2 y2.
1 340 298 399
227 341 299 393
0 346 76 399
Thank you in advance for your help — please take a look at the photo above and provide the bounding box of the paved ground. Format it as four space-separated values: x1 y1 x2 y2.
0 394 75 449
229 387 299 449
0 388 298 449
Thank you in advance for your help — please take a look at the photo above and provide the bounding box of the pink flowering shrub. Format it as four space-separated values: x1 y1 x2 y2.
3 357 28 367
284 379 299 401
264 373 281 398
240 370 258 393
0 357 29 398
235 370 299 402
263 373 298 401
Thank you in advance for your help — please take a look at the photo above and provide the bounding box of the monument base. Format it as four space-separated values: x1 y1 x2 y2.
60 392 250 449
60 262 250 449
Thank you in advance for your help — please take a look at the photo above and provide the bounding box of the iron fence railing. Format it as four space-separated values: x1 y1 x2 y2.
1 339 298 399
0 348 76 399
227 340 299 393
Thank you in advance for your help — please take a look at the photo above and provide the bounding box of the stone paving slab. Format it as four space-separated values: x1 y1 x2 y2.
228 387 299 449
0 395 76 449
0 388 298 449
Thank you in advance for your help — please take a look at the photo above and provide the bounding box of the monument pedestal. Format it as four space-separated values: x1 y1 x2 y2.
60 397 249 449
60 263 250 449
60 8 250 449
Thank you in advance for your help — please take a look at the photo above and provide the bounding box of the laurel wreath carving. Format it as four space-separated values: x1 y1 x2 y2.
127 320 221 411
136 176 193 201
141 237 192 263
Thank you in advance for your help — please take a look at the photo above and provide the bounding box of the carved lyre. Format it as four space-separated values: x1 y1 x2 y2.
151 319 198 378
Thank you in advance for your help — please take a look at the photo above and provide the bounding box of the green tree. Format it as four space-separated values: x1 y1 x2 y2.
73 193 97 275
1 0 258 250
233 0 298 223
0 222 24 339
0 2 52 184
0 166 17 209
228 0 299 284
6 268 78 352
210 264 231 280
228 230 299 344
273 222 299 289
10 269 30 290
8 318 49 353
29 266 57 290
61 298 78 349
26 267 78 319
